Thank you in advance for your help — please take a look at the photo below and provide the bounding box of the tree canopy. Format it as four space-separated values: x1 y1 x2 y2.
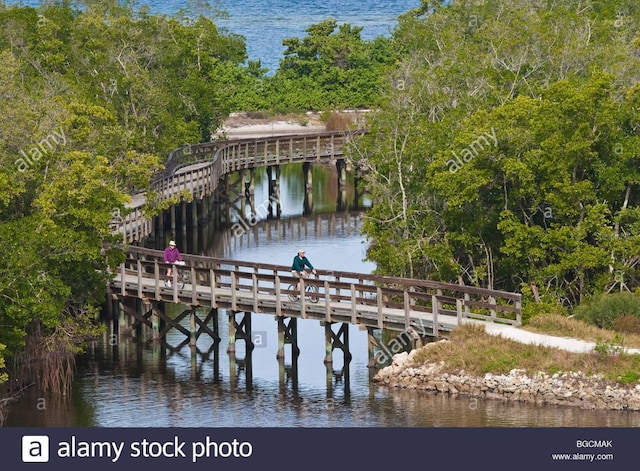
351 0 640 316
0 0 251 388
236 18 395 112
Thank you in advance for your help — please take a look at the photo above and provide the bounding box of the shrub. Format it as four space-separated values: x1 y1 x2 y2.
519 283 568 324
319 109 332 123
325 112 355 131
245 110 269 119
573 292 640 330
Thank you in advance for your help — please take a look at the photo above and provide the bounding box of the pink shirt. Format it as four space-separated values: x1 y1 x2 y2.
163 246 182 263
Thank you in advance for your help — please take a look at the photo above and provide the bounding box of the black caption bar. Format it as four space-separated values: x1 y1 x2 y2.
2 427 636 470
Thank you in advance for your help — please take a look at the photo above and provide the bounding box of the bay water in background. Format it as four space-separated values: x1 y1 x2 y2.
8 0 422 73
205 0 422 73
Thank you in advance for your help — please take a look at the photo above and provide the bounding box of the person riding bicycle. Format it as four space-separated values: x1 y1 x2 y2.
291 249 316 291
164 240 183 287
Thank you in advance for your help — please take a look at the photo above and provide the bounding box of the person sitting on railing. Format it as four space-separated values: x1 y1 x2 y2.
291 249 316 291
164 240 183 287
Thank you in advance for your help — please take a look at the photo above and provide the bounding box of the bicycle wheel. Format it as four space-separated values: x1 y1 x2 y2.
306 284 319 303
178 269 189 289
287 283 299 302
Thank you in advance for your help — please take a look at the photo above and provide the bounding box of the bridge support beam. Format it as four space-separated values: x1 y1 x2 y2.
216 174 230 227
181 200 188 244
336 159 347 188
170 204 176 239
113 294 125 336
190 310 197 346
301 161 314 215
302 162 313 190
278 352 299 391
336 186 347 212
112 299 223 346
303 188 313 216
326 360 350 398
367 327 379 368
323 322 352 365
276 316 299 360
243 168 255 198
228 351 237 386
149 301 161 341
106 293 123 345
266 166 281 218
191 307 220 345
191 199 199 250
227 311 254 354
190 345 198 379
228 348 254 391
353 171 364 211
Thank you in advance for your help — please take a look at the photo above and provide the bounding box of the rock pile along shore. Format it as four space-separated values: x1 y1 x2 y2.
373 343 640 411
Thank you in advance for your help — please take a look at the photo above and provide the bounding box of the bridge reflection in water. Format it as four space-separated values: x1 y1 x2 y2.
109 160 376 397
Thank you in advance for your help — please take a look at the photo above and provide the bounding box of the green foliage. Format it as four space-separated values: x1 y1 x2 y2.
593 333 625 356
242 19 394 112
520 284 568 325
0 1 399 393
574 293 640 330
0 0 251 378
353 0 640 309
617 369 640 384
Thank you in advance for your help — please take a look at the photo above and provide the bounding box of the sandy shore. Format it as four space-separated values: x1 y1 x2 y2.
218 112 326 139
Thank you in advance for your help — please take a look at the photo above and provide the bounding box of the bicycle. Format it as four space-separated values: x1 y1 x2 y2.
287 270 319 303
164 260 190 289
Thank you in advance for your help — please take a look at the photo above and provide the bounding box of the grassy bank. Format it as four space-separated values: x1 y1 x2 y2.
409 323 640 385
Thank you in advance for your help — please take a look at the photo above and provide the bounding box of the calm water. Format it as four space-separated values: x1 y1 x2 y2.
9 0 422 73
5 163 640 427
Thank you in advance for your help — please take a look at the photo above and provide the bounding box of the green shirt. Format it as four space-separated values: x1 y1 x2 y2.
292 255 314 272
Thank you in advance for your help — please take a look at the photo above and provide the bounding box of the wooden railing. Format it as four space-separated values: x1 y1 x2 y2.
110 131 523 332
160 131 355 177
111 246 522 332
117 130 364 243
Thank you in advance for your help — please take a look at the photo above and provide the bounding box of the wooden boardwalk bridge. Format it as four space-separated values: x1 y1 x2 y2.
109 245 521 365
109 129 522 366
117 130 361 244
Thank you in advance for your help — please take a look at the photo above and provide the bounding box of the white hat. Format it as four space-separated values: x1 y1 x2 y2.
169 240 176 246
298 248 305 254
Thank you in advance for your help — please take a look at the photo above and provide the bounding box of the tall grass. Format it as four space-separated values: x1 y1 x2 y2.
16 321 76 395
524 313 640 349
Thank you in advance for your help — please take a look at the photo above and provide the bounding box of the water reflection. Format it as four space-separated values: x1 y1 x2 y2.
9 327 640 427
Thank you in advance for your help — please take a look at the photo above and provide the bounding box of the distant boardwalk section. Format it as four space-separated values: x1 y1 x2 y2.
118 130 364 243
